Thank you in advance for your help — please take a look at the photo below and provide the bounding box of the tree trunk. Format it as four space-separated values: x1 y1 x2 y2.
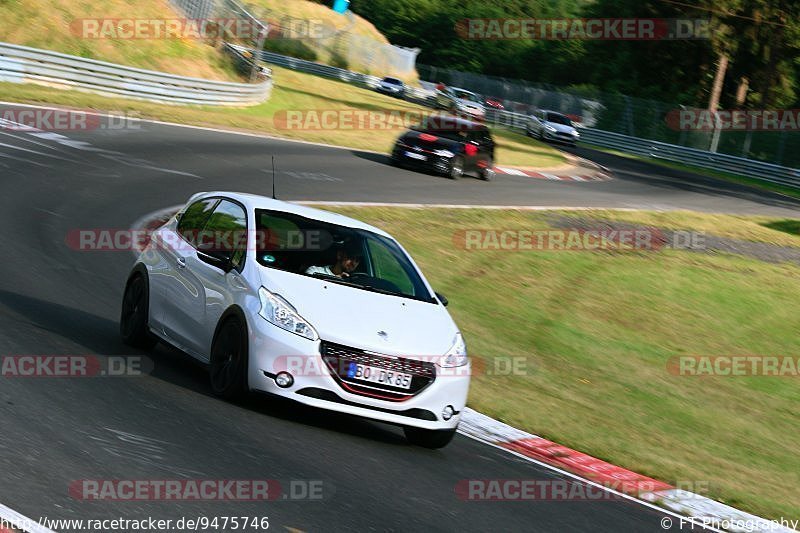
708 53 728 112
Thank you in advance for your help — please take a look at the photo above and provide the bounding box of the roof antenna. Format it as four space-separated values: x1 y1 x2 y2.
271 156 277 200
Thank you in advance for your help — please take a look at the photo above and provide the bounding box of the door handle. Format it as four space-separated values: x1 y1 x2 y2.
176 257 186 269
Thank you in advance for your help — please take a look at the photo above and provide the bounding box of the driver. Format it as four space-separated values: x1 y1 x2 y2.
305 242 362 278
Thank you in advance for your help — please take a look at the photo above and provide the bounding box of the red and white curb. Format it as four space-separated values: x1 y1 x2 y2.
458 408 796 533
494 165 612 181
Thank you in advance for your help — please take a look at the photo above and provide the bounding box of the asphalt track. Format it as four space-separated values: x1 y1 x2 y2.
1 103 797 532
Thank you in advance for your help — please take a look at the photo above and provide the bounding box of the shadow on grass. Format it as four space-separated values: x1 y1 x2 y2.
761 219 800 236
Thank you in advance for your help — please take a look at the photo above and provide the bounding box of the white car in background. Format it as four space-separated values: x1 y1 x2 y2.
376 76 406 97
436 86 486 121
120 192 470 448
526 109 581 146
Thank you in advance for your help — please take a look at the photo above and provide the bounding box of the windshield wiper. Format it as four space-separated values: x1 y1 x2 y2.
310 273 406 298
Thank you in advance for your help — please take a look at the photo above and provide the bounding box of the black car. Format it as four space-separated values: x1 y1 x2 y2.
390 117 495 180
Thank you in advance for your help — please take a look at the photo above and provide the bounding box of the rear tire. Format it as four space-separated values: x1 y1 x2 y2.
404 426 457 449
209 317 249 400
448 156 464 180
480 158 494 181
120 274 157 349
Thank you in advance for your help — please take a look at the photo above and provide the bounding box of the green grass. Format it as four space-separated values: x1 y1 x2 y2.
0 65 567 168
320 206 800 520
583 143 800 200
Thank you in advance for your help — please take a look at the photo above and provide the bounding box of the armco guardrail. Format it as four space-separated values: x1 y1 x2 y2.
0 41 272 106
577 128 800 187
486 108 800 188
228 44 434 105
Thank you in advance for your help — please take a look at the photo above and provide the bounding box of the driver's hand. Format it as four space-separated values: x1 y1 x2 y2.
340 272 350 278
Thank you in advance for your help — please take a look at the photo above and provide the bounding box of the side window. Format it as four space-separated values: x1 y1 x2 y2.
177 198 218 247
472 128 490 144
199 200 248 270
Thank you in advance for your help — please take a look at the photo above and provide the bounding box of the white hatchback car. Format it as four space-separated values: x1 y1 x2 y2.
121 192 470 448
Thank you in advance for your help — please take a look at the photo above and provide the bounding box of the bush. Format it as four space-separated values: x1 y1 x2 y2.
329 49 349 70
262 39 318 62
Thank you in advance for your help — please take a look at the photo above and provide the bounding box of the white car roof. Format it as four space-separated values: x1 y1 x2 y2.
188 191 392 238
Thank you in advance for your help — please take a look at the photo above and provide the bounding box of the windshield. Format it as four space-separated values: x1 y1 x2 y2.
453 90 480 103
382 77 402 85
255 210 435 303
546 113 573 126
411 125 471 142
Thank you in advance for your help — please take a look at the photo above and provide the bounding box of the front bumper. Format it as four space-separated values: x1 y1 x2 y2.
543 130 579 144
247 317 470 430
377 87 403 96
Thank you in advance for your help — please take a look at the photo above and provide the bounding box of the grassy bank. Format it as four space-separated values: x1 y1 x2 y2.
323 206 800 519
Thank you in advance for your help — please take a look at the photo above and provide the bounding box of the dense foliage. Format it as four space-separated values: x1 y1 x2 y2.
350 0 800 108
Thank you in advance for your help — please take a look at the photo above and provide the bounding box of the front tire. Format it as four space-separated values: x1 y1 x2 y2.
209 317 249 400
120 274 157 349
448 156 464 180
404 426 457 449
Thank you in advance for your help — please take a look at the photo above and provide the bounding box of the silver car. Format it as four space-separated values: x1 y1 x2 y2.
526 110 580 146
376 76 406 98
435 87 486 121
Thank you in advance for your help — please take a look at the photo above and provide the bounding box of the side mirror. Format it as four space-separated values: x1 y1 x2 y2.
197 249 233 273
435 292 449 306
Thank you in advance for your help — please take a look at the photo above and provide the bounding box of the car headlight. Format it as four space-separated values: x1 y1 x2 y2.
258 287 318 341
545 124 557 132
438 333 468 368
434 149 455 158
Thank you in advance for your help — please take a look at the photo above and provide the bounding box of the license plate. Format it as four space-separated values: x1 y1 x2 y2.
404 151 427 161
347 363 413 390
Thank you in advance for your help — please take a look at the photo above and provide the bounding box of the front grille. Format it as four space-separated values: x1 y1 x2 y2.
321 341 436 402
